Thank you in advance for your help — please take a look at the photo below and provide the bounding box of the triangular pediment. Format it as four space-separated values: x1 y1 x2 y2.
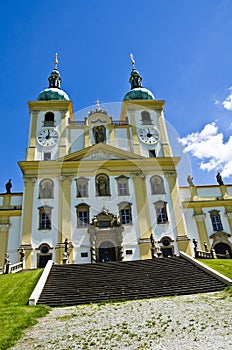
59 144 144 162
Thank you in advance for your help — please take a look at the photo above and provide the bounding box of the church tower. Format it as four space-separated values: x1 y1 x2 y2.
18 55 191 269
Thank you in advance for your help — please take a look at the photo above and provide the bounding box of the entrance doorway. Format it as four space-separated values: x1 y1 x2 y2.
98 241 116 262
38 254 52 268
214 243 232 258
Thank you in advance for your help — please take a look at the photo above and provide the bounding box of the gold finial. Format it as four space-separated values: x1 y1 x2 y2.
95 98 100 111
130 53 135 67
54 53 58 69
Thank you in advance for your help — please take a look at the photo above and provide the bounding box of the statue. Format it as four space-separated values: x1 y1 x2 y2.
187 174 194 186
96 175 109 196
64 238 69 253
93 125 106 144
5 179 12 194
150 233 155 247
111 215 120 227
203 241 208 252
216 172 224 186
19 248 25 262
193 239 198 258
91 215 98 227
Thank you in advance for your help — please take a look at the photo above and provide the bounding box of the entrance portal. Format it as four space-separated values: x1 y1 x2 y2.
214 243 232 258
38 254 52 268
98 241 116 262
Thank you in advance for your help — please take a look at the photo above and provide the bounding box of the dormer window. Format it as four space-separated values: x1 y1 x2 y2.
44 112 55 127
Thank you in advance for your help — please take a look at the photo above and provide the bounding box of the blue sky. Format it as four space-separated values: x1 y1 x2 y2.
1 0 232 192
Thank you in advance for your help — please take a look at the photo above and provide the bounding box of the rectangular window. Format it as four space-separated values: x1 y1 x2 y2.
126 249 133 255
211 215 223 231
120 208 132 224
81 252 88 258
157 207 168 224
149 150 156 158
77 183 88 197
39 212 51 229
44 152 51 161
77 211 88 227
118 182 129 196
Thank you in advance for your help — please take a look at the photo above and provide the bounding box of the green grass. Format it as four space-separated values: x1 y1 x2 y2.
0 270 49 350
198 259 232 279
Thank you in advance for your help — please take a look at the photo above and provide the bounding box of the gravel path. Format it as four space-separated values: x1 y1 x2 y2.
11 292 232 350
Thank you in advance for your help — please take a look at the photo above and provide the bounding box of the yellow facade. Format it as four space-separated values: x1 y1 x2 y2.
1 60 232 271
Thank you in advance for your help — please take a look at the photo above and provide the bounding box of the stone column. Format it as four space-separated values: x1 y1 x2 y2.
165 172 191 255
89 232 97 263
21 177 36 268
219 185 229 198
0 223 11 268
157 110 172 157
26 111 38 161
132 173 152 260
57 175 73 264
225 210 232 233
130 110 141 155
59 111 68 158
193 210 210 251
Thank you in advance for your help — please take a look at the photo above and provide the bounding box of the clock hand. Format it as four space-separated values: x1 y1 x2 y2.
45 130 51 140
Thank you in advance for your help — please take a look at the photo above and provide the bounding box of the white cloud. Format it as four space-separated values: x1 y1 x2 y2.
178 122 232 178
222 87 232 110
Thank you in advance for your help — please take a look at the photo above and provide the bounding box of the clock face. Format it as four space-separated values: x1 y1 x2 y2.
37 129 59 147
138 127 159 145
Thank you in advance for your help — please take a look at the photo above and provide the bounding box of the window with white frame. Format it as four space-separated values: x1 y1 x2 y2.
38 206 52 230
76 204 89 227
210 210 223 231
155 201 168 224
116 176 129 196
118 202 132 224
76 177 89 197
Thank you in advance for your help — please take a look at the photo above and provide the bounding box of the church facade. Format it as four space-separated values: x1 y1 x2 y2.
1 57 232 269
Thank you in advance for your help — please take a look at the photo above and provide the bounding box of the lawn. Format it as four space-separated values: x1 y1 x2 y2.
0 270 49 350
199 259 232 279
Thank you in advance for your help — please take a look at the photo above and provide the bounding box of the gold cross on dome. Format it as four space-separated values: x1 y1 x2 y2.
95 98 101 111
130 53 135 67
54 53 58 69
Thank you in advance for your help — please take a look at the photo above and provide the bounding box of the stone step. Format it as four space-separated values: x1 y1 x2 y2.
37 257 226 306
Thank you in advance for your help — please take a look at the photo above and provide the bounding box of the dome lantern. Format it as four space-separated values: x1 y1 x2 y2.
37 53 70 101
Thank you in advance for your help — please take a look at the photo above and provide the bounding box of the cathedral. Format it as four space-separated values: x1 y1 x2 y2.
1 55 232 270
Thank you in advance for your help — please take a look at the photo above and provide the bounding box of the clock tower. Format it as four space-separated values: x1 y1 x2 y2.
26 54 73 162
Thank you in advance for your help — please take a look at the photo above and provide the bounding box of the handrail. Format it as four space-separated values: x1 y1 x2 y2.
28 260 53 306
8 262 23 273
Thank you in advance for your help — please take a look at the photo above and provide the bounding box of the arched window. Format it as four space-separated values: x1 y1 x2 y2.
44 112 55 126
39 179 54 199
150 175 165 194
118 202 132 224
116 175 129 196
154 201 168 224
76 204 90 227
95 174 110 196
141 111 152 125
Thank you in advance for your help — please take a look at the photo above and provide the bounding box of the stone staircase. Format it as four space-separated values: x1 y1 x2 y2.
37 257 227 306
